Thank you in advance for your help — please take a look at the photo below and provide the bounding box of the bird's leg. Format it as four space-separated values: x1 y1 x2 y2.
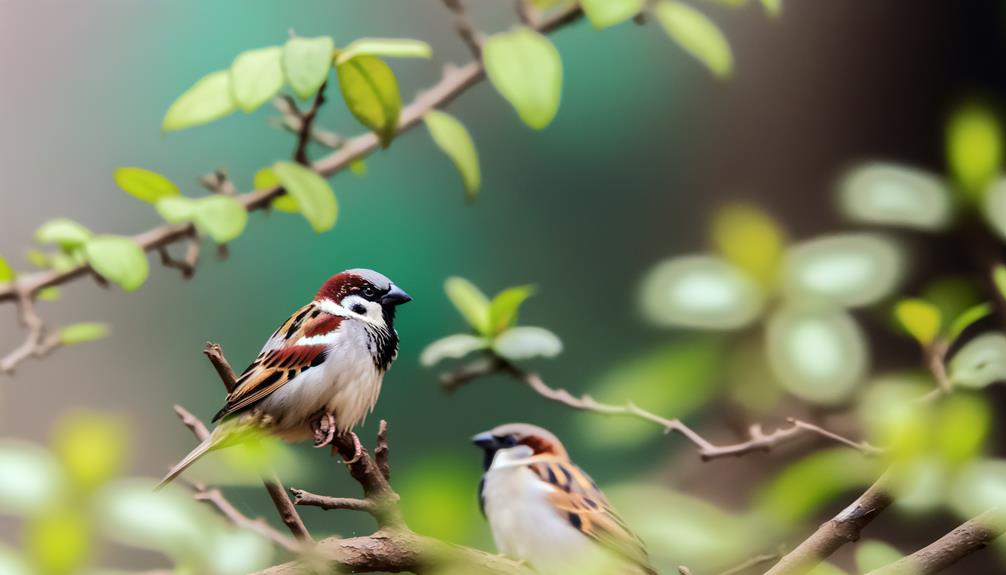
311 411 337 448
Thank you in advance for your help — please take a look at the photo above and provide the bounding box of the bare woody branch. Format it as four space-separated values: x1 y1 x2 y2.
865 509 1006 575
186 479 301 553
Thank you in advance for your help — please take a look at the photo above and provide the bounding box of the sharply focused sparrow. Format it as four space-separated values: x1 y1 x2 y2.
158 268 411 488
473 423 657 575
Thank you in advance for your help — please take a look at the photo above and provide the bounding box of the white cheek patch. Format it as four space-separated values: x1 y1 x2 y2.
319 296 386 328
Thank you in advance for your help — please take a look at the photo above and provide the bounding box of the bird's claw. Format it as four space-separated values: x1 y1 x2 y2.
335 431 364 464
313 412 337 448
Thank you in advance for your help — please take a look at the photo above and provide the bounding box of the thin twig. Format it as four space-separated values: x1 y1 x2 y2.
442 0 484 57
187 479 300 552
0 287 61 374
291 488 375 513
264 475 312 542
203 342 238 392
293 81 328 165
375 419 391 481
157 231 200 279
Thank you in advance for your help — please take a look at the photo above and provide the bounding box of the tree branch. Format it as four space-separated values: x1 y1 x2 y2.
865 509 1006 575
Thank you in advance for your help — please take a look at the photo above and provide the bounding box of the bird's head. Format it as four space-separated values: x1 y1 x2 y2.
472 423 568 470
316 268 412 328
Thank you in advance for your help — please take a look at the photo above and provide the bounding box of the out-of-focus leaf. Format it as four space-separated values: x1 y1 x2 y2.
283 36 335 100
0 544 31 575
766 306 868 404
948 459 1006 519
336 38 432 64
727 337 782 413
350 159 367 176
0 441 63 514
994 265 1006 301
53 411 127 491
194 195 248 243
640 256 765 330
711 203 785 287
255 168 300 213
217 430 307 484
892 455 948 513
204 528 274 575
156 196 197 224
398 455 483 545
424 110 481 199
230 46 284 113
489 285 535 334
163 70 236 132
483 27 563 129
581 0 645 29
923 276 981 328
859 377 932 462
0 256 12 282
782 233 904 308
444 276 491 335
59 323 109 346
893 299 941 346
37 287 60 301
760 0 782 17
272 161 338 232
839 163 952 231
83 236 149 292
948 332 1006 388
26 249 49 268
25 508 90 575
936 394 991 464
948 303 992 342
654 1 733 78
420 334 488 367
337 55 402 147
947 103 1002 201
493 326 562 360
982 179 1006 241
114 167 180 204
34 219 92 250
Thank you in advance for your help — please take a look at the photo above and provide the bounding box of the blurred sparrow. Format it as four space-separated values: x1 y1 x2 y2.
158 268 411 488
473 423 657 575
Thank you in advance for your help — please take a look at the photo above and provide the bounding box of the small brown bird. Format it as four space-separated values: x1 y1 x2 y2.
158 268 411 488
472 423 657 575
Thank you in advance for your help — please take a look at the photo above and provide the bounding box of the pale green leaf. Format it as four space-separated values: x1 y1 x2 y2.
155 196 197 224
489 285 535 334
34 218 92 249
283 36 335 100
0 441 63 514
444 277 491 335
839 163 953 231
337 55 402 147
59 323 109 346
982 179 1006 241
114 167 180 204
947 103 1002 201
936 394 991 464
760 0 781 17
204 529 274 575
54 411 127 491
493 326 562 360
162 70 236 132
948 303 992 342
948 459 1006 519
0 257 12 282
350 159 368 176
424 110 481 199
255 167 300 213
893 298 941 346
995 264 1006 301
782 233 904 308
948 332 1006 388
0 545 31 575
230 46 284 112
337 38 432 64
711 203 785 286
25 508 91 575
582 0 645 29
37 287 60 301
654 1 733 78
83 236 149 292
272 162 338 232
483 27 563 129
855 540 903 573
194 195 248 243
26 250 50 268
420 334 488 367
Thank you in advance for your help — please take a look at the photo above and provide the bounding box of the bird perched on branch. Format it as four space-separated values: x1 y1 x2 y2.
473 423 657 575
158 268 411 489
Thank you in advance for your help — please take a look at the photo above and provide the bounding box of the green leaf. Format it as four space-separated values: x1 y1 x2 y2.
981 179 1006 241
483 27 563 130
654 1 733 78
59 323 109 346
337 55 402 147
424 110 481 199
37 287 60 301
855 540 903 573
155 196 197 224
948 303 992 342
336 38 432 64
398 455 484 545
271 161 338 232
0 441 63 514
0 544 31 575
420 334 488 367
83 236 149 292
489 285 535 334
937 394 991 464
444 277 492 335
53 411 127 491
255 167 300 213
581 0 645 29
350 159 368 176
760 0 782 17
114 167 180 204
948 332 1006 388
26 249 50 268
25 508 91 575
893 298 941 346
994 264 1006 302
640 255 765 330
0 257 13 282
230 46 284 112
283 36 335 100
948 459 1006 519
782 233 904 308
193 196 248 243
34 218 92 250
711 203 785 287
839 163 953 231
947 103 1002 201
162 70 236 132
493 326 562 360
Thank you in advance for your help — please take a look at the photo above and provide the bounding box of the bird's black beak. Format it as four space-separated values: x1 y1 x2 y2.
471 431 497 450
381 285 412 306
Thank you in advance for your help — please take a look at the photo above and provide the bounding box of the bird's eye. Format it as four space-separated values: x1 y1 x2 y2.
499 435 519 448
362 287 376 298
352 304 367 314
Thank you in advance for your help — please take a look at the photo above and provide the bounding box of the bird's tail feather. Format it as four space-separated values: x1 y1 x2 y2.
156 435 219 490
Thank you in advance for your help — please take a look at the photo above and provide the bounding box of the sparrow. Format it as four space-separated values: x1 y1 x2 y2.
473 423 657 575
158 268 411 488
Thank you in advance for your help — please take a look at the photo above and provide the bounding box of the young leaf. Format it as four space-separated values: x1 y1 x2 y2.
424 110 481 199
489 285 535 334
444 277 491 335
162 70 236 132
336 38 432 64
193 196 248 243
337 55 402 147
283 36 335 100
59 323 109 346
782 234 904 308
654 1 733 78
493 326 562 360
255 167 300 213
114 168 180 204
948 332 1006 388
948 302 992 342
272 161 338 232
83 236 149 292
34 219 92 250
0 257 13 282
893 298 941 347
581 0 645 29
839 163 952 232
230 46 284 112
640 256 765 330
25 509 90 575
947 103 1002 201
420 334 488 367
483 27 563 130
711 203 785 287
155 196 197 224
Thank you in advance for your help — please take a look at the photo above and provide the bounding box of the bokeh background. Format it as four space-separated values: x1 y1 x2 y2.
2 1 1006 573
